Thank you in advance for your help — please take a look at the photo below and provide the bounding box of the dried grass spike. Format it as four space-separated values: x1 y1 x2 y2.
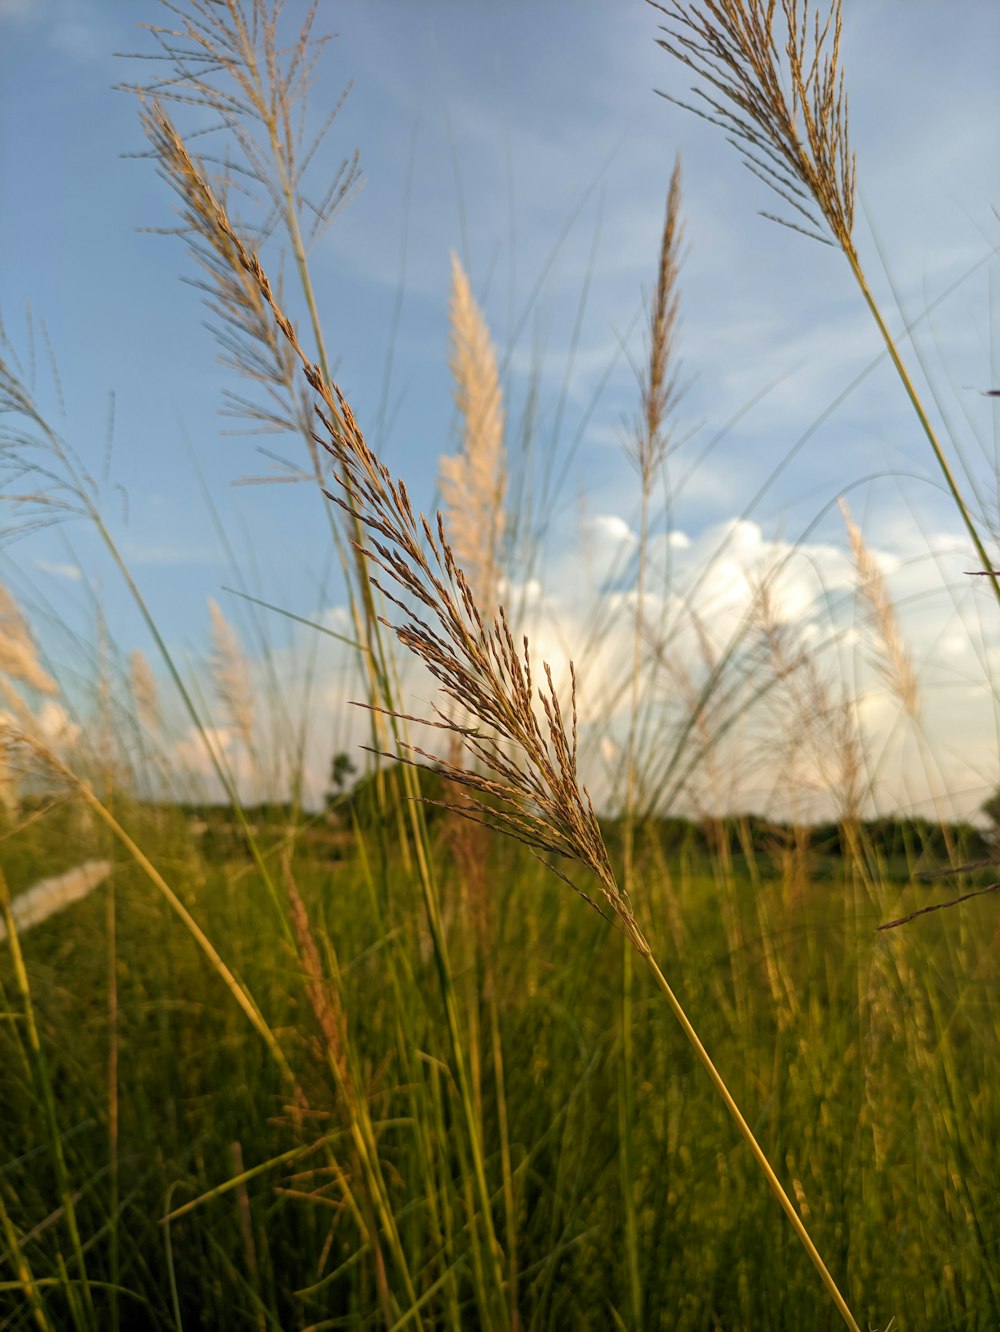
209 598 255 754
440 254 507 618
0 583 57 697
839 498 918 719
129 648 160 734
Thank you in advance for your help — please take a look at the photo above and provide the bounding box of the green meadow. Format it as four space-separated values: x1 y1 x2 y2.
4 798 999 1330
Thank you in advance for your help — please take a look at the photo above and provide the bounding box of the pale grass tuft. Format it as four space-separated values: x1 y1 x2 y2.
129 648 161 734
0 860 112 943
839 498 919 720
752 577 864 821
208 598 255 755
0 582 59 811
440 253 507 619
0 583 57 697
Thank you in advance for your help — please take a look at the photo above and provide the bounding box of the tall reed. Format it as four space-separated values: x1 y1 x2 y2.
647 0 1000 604
129 22 512 1312
143 98 862 1331
619 152 685 1328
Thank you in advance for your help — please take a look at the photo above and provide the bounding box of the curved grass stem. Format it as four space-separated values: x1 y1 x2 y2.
844 253 1000 606
637 939 862 1332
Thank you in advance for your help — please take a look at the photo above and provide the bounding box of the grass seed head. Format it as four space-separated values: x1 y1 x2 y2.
144 102 644 945
440 253 507 620
649 0 856 253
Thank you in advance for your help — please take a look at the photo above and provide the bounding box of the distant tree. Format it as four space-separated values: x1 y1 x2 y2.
980 787 1000 842
325 751 357 809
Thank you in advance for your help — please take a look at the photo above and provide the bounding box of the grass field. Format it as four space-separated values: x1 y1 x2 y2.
2 801 999 1329
2 1 999 1328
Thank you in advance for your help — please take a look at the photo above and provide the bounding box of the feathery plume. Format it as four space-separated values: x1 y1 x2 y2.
209 598 255 755
648 0 855 252
440 254 507 619
0 583 57 697
129 649 161 734
144 104 628 933
839 498 919 719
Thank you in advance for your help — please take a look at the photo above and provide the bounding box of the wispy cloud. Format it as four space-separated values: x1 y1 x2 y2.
34 558 82 581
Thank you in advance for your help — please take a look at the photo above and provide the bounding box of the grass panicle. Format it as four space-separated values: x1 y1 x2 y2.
648 0 855 250
208 596 256 757
648 0 1000 607
128 649 160 735
440 253 507 621
0 582 58 700
839 497 919 721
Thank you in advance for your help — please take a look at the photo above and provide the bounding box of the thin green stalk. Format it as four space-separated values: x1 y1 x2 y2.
620 473 652 1331
488 992 520 1331
35 774 298 1092
845 252 1000 606
618 940 641 1329
0 870 94 1324
411 841 510 1326
105 868 119 1332
261 122 498 1285
0 1185 54 1332
635 936 861 1332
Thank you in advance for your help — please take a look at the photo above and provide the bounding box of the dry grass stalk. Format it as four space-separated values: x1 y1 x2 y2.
143 104 862 1330
627 152 684 488
439 255 507 950
622 154 684 862
649 0 1000 614
146 100 632 935
140 110 308 441
440 254 507 620
281 854 347 1081
122 1 360 444
209 597 255 754
122 1 361 247
129 648 161 734
839 498 919 720
648 0 855 251
0 583 59 812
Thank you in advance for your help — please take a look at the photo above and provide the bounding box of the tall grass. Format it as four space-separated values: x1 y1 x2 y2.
0 3 997 1330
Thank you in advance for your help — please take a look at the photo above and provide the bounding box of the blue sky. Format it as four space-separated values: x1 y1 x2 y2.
1 0 999 815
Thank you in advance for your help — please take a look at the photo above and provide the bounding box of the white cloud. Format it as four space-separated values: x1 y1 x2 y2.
34 559 82 581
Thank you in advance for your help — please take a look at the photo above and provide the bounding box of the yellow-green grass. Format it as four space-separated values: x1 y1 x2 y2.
2 801 997 1330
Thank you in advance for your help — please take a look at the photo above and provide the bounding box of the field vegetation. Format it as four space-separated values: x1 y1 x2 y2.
1 2 998 1329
